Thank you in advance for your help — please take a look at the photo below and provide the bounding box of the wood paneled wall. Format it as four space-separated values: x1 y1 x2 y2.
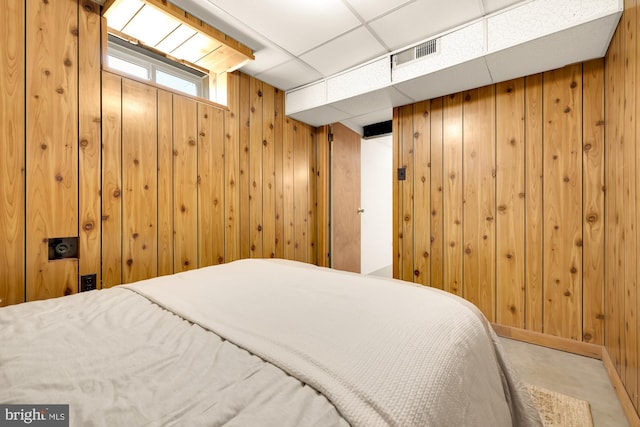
101 71 318 286
0 0 101 306
604 0 640 414
0 0 25 307
393 60 605 344
0 0 320 305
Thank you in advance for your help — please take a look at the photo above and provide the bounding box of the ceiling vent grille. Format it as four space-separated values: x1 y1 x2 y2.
392 38 440 68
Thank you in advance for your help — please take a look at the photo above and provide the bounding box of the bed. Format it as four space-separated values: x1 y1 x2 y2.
0 259 542 426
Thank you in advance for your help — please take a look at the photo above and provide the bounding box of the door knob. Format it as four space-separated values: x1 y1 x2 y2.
357 208 365 214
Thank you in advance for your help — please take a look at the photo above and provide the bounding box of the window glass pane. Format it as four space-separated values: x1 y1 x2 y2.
107 55 149 80
156 70 198 96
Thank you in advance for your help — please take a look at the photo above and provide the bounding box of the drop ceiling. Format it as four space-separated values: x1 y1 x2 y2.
118 0 620 131
168 0 524 126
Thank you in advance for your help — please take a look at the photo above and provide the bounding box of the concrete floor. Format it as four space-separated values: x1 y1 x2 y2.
500 337 628 426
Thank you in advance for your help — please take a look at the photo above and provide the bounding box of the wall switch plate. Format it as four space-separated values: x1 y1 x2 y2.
397 167 407 181
80 274 97 292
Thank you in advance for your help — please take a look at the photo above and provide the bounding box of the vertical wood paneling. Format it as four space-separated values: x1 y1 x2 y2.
274 89 285 260
224 72 240 261
283 118 295 260
392 107 402 278
26 0 79 300
443 94 463 297
430 98 444 289
395 61 607 347
239 73 251 258
605 24 623 375
173 95 198 272
316 125 330 267
0 0 25 306
496 79 525 328
307 125 318 265
401 105 414 282
542 64 583 341
524 73 544 333
78 1 101 285
462 86 496 321
294 123 308 262
623 0 638 402
122 79 157 283
262 84 276 258
636 0 640 410
197 103 225 267
413 101 431 286
157 89 174 276
249 77 264 257
101 72 122 288
582 59 605 346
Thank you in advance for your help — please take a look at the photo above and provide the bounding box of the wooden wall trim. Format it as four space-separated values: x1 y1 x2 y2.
492 324 602 359
603 348 640 427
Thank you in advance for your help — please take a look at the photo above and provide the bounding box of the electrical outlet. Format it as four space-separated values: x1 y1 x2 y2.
80 274 97 292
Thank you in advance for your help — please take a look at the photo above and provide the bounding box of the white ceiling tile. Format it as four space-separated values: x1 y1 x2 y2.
204 0 361 55
239 48 292 75
288 105 351 127
345 0 413 21
256 59 323 91
483 0 525 14
369 0 483 50
300 27 387 77
344 108 393 128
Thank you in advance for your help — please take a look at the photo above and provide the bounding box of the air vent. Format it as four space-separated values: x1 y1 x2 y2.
392 38 440 69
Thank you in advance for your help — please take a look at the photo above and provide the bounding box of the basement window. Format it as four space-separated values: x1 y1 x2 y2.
106 35 208 98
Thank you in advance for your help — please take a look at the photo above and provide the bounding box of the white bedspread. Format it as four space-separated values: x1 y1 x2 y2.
126 259 542 427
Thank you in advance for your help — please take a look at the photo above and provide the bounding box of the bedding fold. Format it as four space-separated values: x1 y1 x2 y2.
125 258 542 427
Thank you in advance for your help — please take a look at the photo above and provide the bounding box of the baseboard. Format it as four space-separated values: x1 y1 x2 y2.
491 324 602 359
602 348 640 427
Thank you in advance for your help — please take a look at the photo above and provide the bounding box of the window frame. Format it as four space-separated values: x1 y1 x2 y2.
107 37 208 99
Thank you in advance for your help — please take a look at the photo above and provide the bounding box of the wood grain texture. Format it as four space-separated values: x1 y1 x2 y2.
401 105 414 282
0 0 25 306
173 95 198 272
197 103 225 267
623 0 638 403
101 72 123 288
429 98 444 290
582 59 605 346
412 101 431 286
157 89 174 276
443 94 463 297
307 125 318 265
330 123 361 272
524 73 544 333
496 79 525 328
26 0 79 300
262 83 276 258
274 88 286 260
392 107 402 279
542 64 583 341
249 77 264 257
78 0 101 285
293 123 309 263
238 73 251 258
283 118 295 260
122 79 157 283
224 71 240 262
605 23 623 377
393 62 606 348
315 126 330 267
462 86 496 321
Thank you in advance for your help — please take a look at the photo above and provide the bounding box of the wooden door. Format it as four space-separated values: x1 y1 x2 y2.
331 123 361 273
